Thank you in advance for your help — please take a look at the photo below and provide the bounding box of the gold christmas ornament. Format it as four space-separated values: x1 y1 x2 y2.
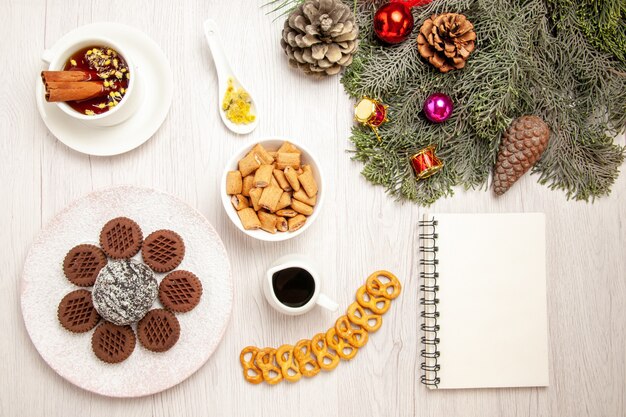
493 115 550 195
280 0 359 77
354 97 388 142
417 13 476 73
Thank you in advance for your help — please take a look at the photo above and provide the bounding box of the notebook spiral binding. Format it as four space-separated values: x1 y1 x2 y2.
419 218 440 387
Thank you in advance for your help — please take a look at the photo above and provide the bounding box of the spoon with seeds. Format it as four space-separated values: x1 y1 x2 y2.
203 19 258 135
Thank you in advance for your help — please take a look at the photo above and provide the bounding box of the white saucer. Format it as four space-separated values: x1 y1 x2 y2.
36 23 173 156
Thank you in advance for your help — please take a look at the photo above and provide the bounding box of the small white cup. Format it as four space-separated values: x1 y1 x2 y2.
262 254 338 316
41 35 141 127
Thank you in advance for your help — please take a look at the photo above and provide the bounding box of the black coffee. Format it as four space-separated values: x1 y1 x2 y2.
272 267 315 308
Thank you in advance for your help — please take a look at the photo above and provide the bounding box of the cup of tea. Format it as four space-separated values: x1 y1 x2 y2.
41 35 141 127
262 254 338 316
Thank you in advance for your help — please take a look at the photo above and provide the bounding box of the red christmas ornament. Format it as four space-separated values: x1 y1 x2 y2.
411 145 444 179
391 0 434 7
373 2 415 44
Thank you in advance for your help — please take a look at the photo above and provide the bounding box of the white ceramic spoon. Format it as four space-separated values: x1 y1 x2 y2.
203 19 258 135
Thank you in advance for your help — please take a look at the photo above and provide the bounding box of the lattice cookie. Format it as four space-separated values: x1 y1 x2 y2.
159 270 203 313
142 230 185 272
137 309 180 352
57 289 100 333
99 217 143 259
91 322 136 364
63 244 107 286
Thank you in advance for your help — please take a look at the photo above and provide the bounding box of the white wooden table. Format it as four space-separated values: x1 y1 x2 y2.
2 1 624 416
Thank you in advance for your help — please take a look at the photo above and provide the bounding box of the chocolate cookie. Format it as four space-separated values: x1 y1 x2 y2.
63 244 107 286
57 289 100 333
92 260 158 326
159 270 203 313
99 217 143 259
137 309 180 352
141 230 185 272
91 322 136 364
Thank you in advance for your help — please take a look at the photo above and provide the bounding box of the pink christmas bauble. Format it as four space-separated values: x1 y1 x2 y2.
423 93 454 123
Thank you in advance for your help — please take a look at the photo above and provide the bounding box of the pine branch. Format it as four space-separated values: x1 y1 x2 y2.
341 0 626 205
264 0 625 204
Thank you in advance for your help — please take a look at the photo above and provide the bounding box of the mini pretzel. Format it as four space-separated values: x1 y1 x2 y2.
293 339 321 377
325 327 358 360
335 315 369 348
365 270 402 300
311 332 339 371
347 302 383 332
240 346 263 385
239 272 402 385
356 285 390 314
275 344 302 383
255 347 283 385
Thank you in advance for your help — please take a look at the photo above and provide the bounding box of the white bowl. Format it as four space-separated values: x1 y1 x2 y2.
221 138 324 242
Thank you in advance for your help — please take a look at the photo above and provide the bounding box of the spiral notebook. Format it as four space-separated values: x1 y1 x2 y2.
419 213 549 389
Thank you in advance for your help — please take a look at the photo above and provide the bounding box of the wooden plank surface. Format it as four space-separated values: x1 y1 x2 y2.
0 0 624 416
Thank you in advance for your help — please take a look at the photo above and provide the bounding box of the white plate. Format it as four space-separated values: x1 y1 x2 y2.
21 186 233 397
36 23 173 156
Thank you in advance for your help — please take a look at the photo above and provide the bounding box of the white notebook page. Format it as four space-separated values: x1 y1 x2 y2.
424 213 549 389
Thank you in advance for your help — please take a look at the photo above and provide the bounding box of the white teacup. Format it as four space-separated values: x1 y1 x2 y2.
41 35 141 127
262 254 338 316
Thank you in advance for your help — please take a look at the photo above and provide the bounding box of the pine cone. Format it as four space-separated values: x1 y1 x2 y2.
493 116 550 196
417 13 476 73
280 0 359 77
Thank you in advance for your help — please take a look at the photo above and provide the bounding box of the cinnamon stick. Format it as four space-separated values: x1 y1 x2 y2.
44 81 107 102
41 70 99 83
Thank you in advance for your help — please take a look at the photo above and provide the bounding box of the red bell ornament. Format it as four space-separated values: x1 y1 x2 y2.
373 2 415 44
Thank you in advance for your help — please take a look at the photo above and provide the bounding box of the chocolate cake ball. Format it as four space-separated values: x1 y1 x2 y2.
92 260 158 326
